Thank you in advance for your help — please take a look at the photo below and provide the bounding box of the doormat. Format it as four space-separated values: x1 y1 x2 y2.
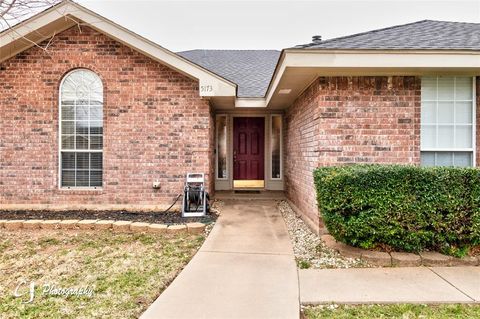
234 190 261 194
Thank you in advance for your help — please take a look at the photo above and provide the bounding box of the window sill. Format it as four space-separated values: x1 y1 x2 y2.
58 187 103 193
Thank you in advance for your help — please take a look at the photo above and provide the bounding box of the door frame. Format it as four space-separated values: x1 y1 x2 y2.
214 112 284 191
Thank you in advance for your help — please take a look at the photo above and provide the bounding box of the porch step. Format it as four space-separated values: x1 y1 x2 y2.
214 190 285 201
234 190 261 194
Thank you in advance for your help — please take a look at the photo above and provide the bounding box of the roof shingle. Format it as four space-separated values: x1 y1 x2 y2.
177 50 280 97
295 20 480 50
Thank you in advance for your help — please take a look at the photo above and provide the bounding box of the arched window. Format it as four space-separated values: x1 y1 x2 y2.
60 69 103 188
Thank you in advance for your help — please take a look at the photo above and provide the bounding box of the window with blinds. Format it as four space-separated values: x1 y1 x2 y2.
420 77 475 167
60 69 103 188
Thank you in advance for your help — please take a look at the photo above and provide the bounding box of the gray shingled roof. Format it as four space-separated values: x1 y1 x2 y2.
295 20 480 50
177 50 280 97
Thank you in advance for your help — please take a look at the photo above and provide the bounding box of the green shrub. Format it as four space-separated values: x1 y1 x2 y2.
314 165 480 256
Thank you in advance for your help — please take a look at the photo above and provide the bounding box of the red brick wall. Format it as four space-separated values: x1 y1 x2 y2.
284 79 323 231
0 26 213 208
285 76 421 233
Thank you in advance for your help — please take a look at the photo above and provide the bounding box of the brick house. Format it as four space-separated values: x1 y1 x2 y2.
1 1 479 233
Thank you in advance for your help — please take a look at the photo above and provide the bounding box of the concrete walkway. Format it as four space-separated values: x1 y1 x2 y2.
300 266 480 305
141 199 299 319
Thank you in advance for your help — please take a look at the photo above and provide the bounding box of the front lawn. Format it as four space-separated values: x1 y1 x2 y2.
304 304 480 319
0 229 205 318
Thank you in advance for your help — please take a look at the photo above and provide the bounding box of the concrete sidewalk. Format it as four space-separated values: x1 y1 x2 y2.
300 266 480 305
141 199 299 319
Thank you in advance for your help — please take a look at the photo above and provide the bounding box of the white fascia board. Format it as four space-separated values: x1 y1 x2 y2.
0 4 68 45
265 51 287 105
285 50 480 68
0 2 236 98
266 49 480 105
235 98 267 108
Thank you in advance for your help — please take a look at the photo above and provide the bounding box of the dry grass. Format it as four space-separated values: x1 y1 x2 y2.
303 304 480 319
0 229 205 318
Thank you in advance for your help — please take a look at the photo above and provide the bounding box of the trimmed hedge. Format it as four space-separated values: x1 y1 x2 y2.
314 165 480 257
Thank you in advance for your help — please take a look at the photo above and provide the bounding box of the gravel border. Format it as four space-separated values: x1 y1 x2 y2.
278 200 371 269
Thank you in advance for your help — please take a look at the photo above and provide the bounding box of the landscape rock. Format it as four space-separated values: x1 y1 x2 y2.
112 221 132 232
167 224 187 234
130 222 150 233
450 256 479 266
148 224 168 234
330 241 364 259
59 220 79 230
391 252 422 267
4 220 24 230
278 201 370 269
419 251 452 266
77 220 98 230
186 222 206 234
41 220 61 229
320 234 337 247
22 220 43 229
361 250 392 267
95 220 114 230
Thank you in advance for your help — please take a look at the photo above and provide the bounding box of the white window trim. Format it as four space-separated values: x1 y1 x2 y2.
474 77 477 166
420 76 476 167
215 114 228 180
270 114 283 180
58 69 103 190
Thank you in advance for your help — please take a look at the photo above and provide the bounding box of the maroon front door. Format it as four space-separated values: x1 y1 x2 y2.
233 117 265 180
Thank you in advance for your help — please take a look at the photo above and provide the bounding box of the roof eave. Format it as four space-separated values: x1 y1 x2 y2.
284 48 480 54
0 1 237 97
265 49 480 109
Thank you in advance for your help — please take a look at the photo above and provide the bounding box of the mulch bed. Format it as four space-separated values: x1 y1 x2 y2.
0 209 217 225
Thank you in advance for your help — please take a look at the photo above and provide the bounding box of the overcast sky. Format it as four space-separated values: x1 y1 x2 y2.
77 0 480 52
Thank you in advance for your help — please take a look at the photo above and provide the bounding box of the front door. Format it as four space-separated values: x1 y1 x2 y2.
233 117 265 186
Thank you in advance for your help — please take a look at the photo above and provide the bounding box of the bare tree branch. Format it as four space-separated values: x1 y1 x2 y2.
1 0 63 52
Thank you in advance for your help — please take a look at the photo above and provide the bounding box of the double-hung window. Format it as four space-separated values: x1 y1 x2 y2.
60 69 103 188
420 77 475 167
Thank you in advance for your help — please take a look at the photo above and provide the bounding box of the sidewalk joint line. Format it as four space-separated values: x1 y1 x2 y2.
427 267 476 302
200 250 293 256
